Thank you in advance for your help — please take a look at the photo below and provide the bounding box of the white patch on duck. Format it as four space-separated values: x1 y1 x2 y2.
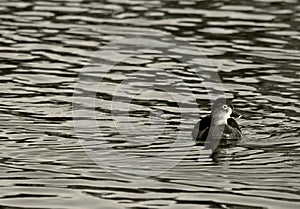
213 107 232 126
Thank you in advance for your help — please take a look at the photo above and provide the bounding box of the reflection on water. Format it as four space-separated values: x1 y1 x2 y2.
0 0 300 208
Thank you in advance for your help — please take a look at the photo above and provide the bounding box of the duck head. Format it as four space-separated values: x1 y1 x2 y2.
211 98 241 125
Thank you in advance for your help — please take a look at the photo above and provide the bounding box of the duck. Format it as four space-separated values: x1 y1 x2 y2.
192 98 242 150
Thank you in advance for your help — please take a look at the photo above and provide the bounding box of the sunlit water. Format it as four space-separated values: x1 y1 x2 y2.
0 0 299 208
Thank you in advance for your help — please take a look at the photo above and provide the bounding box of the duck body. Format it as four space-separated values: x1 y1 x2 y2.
192 98 242 148
192 115 242 142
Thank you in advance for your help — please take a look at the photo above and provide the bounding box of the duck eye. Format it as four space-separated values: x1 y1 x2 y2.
223 105 228 109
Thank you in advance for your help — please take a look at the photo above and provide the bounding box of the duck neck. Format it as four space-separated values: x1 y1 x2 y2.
212 117 227 126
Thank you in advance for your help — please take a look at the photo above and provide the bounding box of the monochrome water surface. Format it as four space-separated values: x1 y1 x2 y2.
0 0 299 208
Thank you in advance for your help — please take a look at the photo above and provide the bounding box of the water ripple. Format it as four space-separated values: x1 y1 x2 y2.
0 0 299 208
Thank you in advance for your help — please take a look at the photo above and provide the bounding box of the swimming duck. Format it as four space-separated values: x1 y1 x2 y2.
192 98 242 149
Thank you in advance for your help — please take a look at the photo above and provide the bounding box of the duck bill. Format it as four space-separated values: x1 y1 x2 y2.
231 110 242 118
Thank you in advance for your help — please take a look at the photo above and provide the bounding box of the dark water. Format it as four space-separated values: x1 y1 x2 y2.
1 0 300 208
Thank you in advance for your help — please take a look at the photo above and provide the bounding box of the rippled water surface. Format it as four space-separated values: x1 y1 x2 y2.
1 0 300 208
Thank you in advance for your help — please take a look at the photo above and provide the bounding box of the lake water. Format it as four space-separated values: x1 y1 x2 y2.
0 0 300 208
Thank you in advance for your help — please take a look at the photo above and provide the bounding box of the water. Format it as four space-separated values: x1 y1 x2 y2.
0 0 300 208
